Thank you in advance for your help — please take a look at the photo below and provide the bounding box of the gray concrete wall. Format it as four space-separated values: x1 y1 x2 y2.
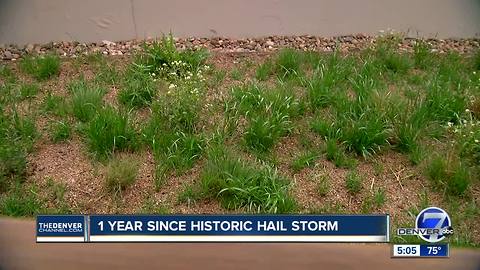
1 0 479 45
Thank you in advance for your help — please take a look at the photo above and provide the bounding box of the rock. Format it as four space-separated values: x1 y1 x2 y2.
3 50 12 60
43 42 54 50
233 47 245 53
265 40 275 47
25 43 34 52
102 40 116 46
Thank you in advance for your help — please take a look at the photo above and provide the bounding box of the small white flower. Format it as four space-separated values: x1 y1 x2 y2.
475 139 479 143
466 109 470 113
447 122 453 127
168 84 176 89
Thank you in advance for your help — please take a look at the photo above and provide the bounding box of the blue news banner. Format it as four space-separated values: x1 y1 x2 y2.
36 214 389 243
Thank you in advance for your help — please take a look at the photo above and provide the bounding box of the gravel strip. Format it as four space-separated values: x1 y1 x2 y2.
1 34 479 61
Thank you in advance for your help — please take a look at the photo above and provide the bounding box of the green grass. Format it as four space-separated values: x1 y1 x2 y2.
291 150 319 172
306 53 353 109
229 82 303 152
474 50 480 70
391 101 429 154
244 116 285 152
375 35 412 74
0 65 16 83
230 68 244 81
198 146 296 213
426 155 471 196
408 145 425 165
308 61 391 158
41 93 69 117
255 60 273 81
0 144 27 192
345 170 363 194
151 131 203 189
85 106 137 159
105 156 139 193
316 174 330 196
141 77 205 188
178 185 202 206
9 112 37 151
274 48 303 80
94 61 120 86
209 69 226 87
426 155 448 187
0 36 479 246
0 183 43 216
138 197 170 214
323 139 356 168
145 81 203 134
44 177 71 214
20 54 61 80
49 120 71 143
373 188 386 208
334 97 391 157
134 34 209 81
413 40 433 70
0 110 37 191
17 83 39 100
119 68 158 108
70 79 104 122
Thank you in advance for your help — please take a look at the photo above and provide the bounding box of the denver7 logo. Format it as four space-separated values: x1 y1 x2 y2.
416 207 452 243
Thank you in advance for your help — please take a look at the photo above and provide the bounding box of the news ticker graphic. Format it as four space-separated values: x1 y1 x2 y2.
392 244 449 258
36 214 389 243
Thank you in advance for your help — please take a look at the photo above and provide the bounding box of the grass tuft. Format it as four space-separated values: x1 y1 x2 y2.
85 106 137 159
70 80 104 122
105 156 139 193
274 48 303 79
49 120 72 143
413 40 433 69
324 139 356 168
426 155 471 196
291 151 319 172
255 60 273 81
316 174 330 196
199 146 296 213
134 34 209 81
20 54 60 80
345 170 363 194
229 83 302 152
18 83 39 100
119 69 159 108
0 183 43 216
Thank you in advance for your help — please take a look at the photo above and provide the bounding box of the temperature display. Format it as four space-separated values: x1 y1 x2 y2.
392 244 449 258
